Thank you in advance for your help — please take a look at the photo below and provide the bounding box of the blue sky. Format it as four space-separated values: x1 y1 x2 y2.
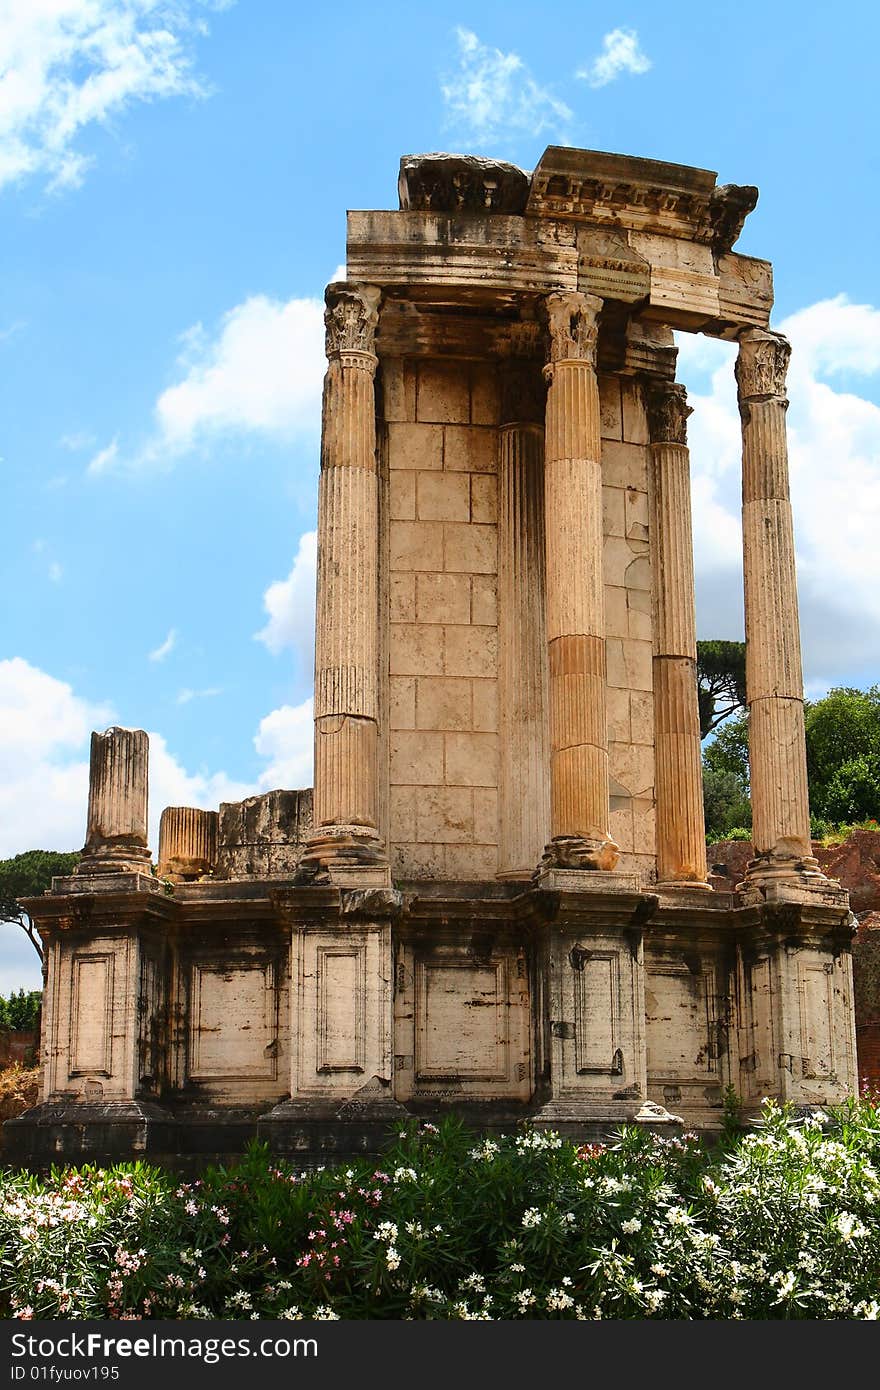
2 1 879 989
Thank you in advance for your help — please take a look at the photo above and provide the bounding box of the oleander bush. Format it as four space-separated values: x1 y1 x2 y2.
2 1099 880 1320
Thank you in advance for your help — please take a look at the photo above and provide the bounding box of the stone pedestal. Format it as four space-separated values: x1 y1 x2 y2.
646 379 708 887
540 293 618 871
259 889 404 1153
531 874 649 1130
76 727 151 875
736 907 858 1114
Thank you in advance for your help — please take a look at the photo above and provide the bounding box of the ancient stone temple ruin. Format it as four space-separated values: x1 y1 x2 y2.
8 147 859 1164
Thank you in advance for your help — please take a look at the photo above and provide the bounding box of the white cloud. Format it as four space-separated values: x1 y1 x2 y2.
146 731 252 846
0 657 313 877
87 438 119 475
0 0 224 194
154 293 325 453
176 686 222 704
48 560 63 582
92 292 326 472
255 530 316 669
577 28 651 88
59 430 95 451
0 657 112 857
254 698 313 792
678 295 880 684
441 26 572 145
148 627 177 662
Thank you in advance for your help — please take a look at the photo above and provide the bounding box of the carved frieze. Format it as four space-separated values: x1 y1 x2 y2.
398 153 530 214
735 328 791 404
646 380 692 445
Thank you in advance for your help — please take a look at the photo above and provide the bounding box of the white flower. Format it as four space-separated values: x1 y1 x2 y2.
386 1246 401 1270
546 1288 574 1310
469 1139 500 1161
665 1206 693 1228
374 1221 398 1243
774 1271 797 1300
460 1274 486 1292
313 1306 339 1320
521 1208 543 1228
621 1218 642 1234
855 1300 880 1319
834 1211 868 1242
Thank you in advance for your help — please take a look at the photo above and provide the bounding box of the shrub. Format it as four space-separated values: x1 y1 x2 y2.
2 1102 880 1320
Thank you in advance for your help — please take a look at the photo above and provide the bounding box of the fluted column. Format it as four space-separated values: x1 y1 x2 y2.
646 379 708 886
736 329 818 882
157 806 218 881
540 292 618 871
304 283 386 876
76 727 151 874
498 360 550 876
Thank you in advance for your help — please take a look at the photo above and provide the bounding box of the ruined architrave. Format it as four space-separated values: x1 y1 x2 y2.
7 147 858 1164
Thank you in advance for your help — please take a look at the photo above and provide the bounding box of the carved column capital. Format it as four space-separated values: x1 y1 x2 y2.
541 291 602 373
646 380 692 445
324 283 381 370
735 328 791 409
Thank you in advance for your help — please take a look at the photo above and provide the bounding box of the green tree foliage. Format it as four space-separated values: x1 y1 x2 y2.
0 850 79 961
702 711 751 840
701 687 880 840
0 989 41 1031
702 766 752 840
696 640 747 738
805 686 880 823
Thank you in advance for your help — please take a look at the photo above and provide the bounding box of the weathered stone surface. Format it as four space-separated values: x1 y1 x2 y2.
215 789 312 879
398 152 530 214
157 806 218 881
10 143 857 1167
77 727 151 875
527 146 756 252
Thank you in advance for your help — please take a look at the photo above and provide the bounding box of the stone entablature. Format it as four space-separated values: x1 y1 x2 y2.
6 146 858 1165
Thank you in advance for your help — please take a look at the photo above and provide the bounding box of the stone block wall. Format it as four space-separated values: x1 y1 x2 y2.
383 357 501 881
599 374 656 878
381 359 656 881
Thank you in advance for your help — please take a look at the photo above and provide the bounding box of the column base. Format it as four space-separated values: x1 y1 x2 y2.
539 835 620 872
738 848 848 908
75 844 153 876
296 826 391 889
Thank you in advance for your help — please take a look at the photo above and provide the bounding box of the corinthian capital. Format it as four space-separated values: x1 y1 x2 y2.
324 283 381 360
542 291 602 367
646 380 692 445
735 328 791 406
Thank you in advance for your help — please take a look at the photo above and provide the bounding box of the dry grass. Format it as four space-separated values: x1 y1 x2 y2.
0 1062 39 1126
